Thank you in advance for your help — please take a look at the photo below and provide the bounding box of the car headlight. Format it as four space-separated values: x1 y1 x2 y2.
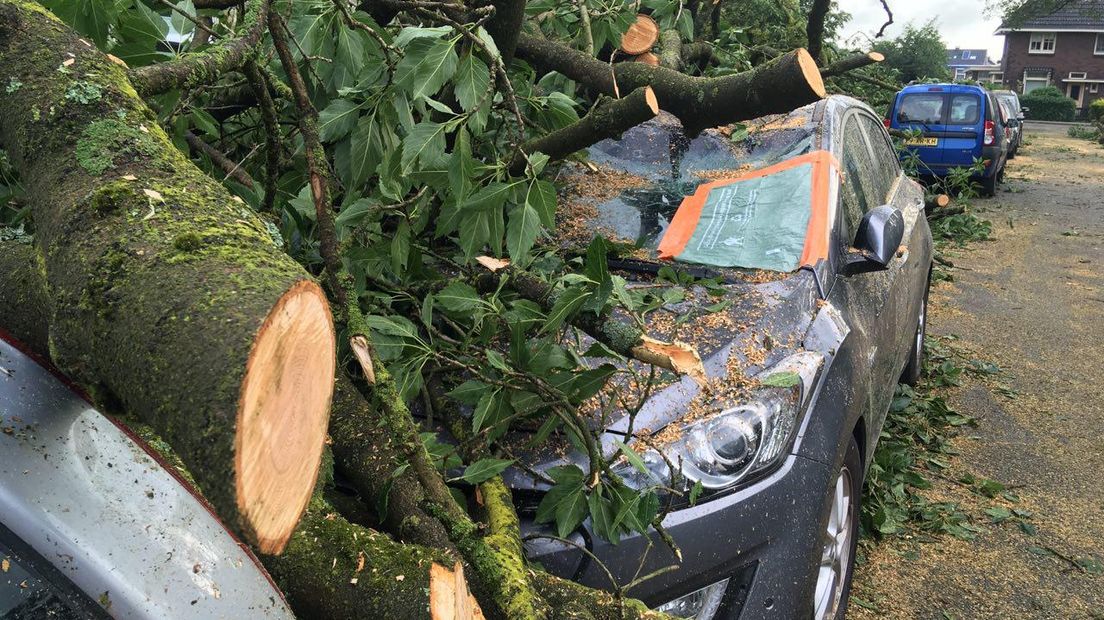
616 352 822 495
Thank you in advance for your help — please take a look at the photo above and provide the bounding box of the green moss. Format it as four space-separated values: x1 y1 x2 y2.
87 180 133 214
75 119 158 175
172 232 203 252
5 77 21 93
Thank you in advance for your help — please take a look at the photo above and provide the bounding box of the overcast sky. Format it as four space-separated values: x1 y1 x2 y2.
835 0 1006 61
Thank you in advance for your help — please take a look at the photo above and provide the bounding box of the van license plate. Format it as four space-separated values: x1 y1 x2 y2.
904 137 938 147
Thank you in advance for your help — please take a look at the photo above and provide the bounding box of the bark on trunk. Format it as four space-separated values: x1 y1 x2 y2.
657 30 683 70
515 34 825 135
510 87 659 174
805 0 831 65
0 239 50 355
0 1 335 554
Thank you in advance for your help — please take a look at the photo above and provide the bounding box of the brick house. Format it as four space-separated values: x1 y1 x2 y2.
997 0 1104 114
946 48 1003 83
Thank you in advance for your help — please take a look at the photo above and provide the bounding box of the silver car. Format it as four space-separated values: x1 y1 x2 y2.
0 336 295 619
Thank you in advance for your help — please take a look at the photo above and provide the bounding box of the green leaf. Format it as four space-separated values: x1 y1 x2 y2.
689 480 704 506
541 286 590 334
472 390 498 431
485 349 510 373
588 489 619 544
613 440 647 474
401 121 447 173
345 113 384 189
393 25 452 48
448 128 475 202
437 281 481 313
334 198 378 229
526 179 557 228
170 0 195 38
506 202 541 263
454 50 491 112
985 506 1013 523
395 36 459 101
760 371 801 388
117 1 168 46
446 380 487 405
584 236 612 311
570 364 617 401
458 458 514 484
535 465 588 538
318 99 361 142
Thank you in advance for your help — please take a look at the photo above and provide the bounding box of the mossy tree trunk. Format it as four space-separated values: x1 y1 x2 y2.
0 1 336 555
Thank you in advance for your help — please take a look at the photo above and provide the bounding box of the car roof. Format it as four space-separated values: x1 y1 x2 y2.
0 335 295 620
899 83 989 95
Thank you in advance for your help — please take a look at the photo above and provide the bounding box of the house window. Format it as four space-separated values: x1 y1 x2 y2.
1070 71 1088 80
1090 83 1100 94
1023 69 1050 93
955 68 967 80
1096 34 1104 55
991 72 1004 83
1029 32 1056 54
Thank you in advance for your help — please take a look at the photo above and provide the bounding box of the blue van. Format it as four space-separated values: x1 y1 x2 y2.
886 83 1008 196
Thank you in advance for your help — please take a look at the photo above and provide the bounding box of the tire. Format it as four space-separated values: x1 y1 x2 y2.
812 437 863 620
900 272 930 386
981 169 998 197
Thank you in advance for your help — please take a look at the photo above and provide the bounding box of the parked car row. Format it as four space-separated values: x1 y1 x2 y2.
886 83 1026 197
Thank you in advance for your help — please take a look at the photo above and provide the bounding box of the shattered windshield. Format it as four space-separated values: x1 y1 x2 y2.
557 110 818 271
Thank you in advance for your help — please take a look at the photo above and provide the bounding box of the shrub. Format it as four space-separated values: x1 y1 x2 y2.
1090 98 1104 124
1020 87 1077 122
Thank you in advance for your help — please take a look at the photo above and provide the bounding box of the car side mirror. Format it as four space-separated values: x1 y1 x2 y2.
844 206 905 276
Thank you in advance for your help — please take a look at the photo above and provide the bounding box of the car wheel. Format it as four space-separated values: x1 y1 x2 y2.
812 437 862 620
900 272 930 386
981 170 998 197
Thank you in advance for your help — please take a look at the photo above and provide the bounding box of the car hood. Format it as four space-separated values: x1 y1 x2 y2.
501 268 822 491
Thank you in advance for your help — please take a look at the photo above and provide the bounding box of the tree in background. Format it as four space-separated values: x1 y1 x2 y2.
874 20 952 83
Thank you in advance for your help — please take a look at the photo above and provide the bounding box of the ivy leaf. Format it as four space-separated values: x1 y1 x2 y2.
401 121 447 173
506 202 541 263
535 465 588 538
458 459 514 484
318 99 360 142
454 50 491 112
760 371 801 388
395 36 459 101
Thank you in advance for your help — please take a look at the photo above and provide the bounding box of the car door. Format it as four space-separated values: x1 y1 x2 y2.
856 114 927 379
942 89 984 167
829 110 911 440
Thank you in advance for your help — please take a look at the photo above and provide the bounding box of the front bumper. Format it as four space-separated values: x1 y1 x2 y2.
522 453 833 619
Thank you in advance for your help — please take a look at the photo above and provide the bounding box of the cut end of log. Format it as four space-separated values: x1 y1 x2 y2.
236 279 336 554
632 336 708 387
633 52 659 66
620 14 659 55
430 562 486 620
642 86 660 114
795 48 827 99
868 51 886 63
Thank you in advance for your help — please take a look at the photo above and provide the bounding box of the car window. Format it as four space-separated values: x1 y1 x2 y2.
1 527 108 619
897 93 943 124
857 116 901 203
839 115 875 243
948 94 980 125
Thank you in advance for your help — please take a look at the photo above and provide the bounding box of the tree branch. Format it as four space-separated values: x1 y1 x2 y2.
805 0 831 65
130 0 269 96
184 130 256 188
819 51 885 78
510 86 659 174
515 34 826 135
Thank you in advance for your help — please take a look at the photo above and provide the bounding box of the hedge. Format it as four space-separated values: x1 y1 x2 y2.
1090 98 1104 124
1020 87 1077 122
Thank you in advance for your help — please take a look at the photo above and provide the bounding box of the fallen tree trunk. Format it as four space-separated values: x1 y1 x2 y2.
511 87 659 174
925 193 951 211
620 14 659 55
0 238 50 355
0 1 335 554
516 34 825 135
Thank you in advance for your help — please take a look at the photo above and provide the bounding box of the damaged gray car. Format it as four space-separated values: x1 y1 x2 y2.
513 95 933 620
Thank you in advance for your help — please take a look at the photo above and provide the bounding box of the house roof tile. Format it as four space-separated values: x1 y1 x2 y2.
999 0 1104 31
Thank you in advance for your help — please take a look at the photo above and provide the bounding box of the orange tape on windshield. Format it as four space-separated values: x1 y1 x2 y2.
658 150 840 268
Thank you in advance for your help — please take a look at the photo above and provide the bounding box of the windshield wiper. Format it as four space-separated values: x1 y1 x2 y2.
607 258 728 282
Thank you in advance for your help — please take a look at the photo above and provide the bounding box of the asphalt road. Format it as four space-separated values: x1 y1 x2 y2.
850 131 1104 618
